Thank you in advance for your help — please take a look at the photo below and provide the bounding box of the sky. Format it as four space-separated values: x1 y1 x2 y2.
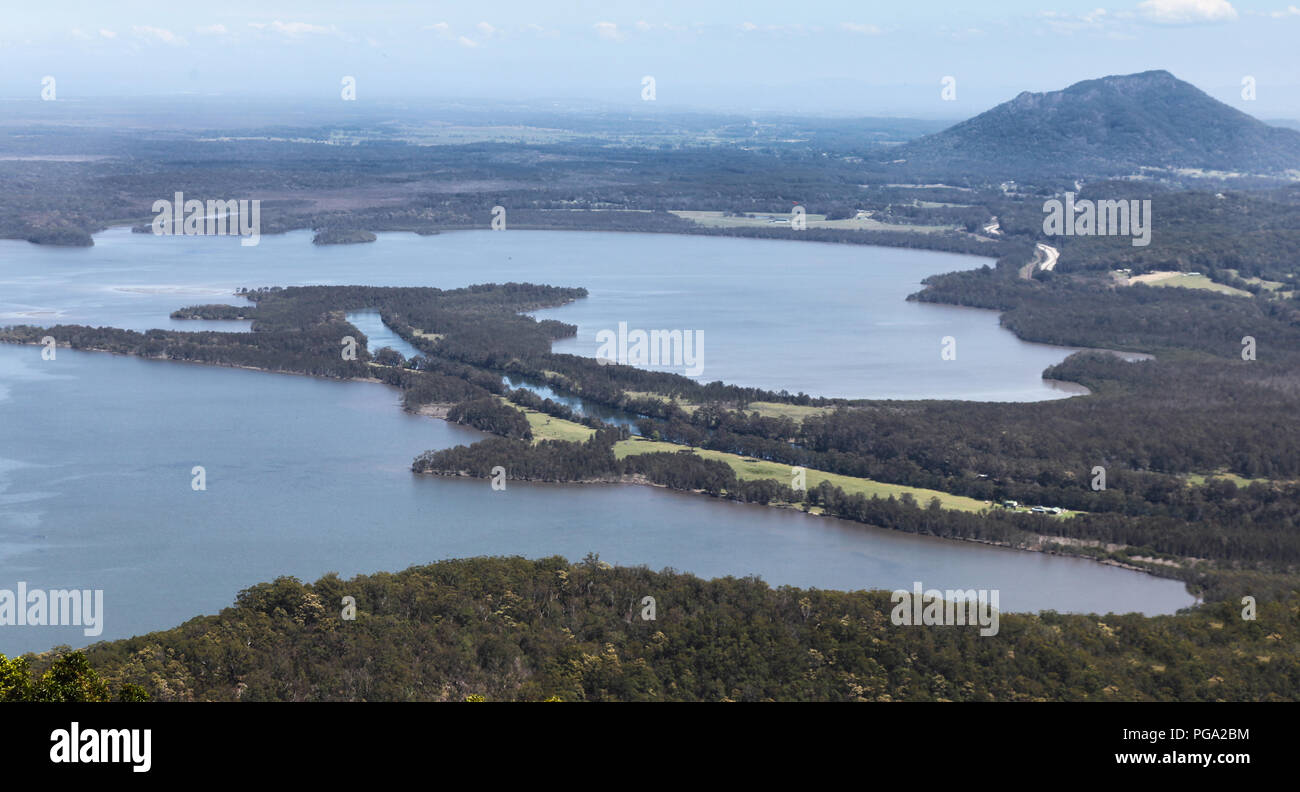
2 0 1298 118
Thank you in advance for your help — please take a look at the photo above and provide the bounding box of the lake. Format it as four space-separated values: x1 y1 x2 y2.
0 229 1194 653
2 227 1089 400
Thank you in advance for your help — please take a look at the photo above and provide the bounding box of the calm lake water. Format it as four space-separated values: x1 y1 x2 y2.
0 229 1193 652
3 227 1088 400
345 310 422 359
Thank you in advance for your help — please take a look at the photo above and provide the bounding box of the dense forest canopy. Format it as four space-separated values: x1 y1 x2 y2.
13 557 1294 702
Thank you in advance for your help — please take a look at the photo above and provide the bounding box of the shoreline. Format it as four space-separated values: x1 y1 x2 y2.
0 318 1190 582
0 338 1197 596
8 220 1005 263
409 464 1195 588
0 228 1187 595
7 223 1120 400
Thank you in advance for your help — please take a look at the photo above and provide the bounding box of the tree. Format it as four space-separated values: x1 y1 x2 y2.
0 654 34 702
373 346 406 367
1 651 149 702
33 651 112 702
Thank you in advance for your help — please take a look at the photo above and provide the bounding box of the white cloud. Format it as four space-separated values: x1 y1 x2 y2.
1039 8 1110 33
248 21 333 36
735 23 816 35
71 28 91 40
1137 0 1238 24
423 21 491 45
1269 4 1300 16
195 24 227 35
133 26 187 46
424 22 462 43
839 22 882 34
98 29 117 39
594 21 622 40
522 23 559 38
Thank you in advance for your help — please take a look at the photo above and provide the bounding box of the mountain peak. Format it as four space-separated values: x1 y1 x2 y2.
1098 68 1176 83
899 71 1300 177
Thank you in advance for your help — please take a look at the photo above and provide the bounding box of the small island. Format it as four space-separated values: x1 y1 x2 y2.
312 228 377 245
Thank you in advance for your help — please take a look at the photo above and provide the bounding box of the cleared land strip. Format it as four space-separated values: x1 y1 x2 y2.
507 402 993 513
613 436 990 512
1122 270 1252 297
622 392 833 422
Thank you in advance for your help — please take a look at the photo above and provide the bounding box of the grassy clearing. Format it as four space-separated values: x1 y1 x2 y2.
1185 471 1274 487
485 407 1075 518
1150 273 1252 297
497 397 595 444
1127 271 1252 297
526 413 594 443
412 329 444 343
620 393 831 422
746 401 836 422
623 390 684 402
1225 269 1287 291
613 436 991 513
622 390 699 414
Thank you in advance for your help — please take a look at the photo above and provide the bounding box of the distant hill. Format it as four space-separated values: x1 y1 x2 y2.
896 70 1300 177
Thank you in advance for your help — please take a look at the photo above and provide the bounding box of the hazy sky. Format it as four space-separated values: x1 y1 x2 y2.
3 0 1298 117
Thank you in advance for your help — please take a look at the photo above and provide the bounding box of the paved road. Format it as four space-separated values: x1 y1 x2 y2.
1019 242 1060 279
1036 242 1059 271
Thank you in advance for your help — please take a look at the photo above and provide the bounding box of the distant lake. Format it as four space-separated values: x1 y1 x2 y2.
2 227 1089 400
0 229 1194 653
